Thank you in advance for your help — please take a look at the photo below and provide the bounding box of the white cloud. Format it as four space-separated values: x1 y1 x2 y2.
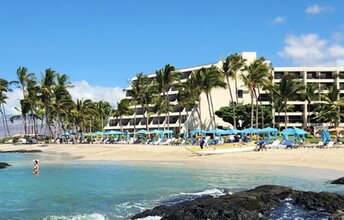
68 80 125 107
305 4 333 14
272 16 286 25
4 88 23 116
278 33 344 66
4 80 126 115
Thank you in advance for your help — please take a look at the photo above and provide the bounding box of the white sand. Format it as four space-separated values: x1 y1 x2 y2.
1 143 344 171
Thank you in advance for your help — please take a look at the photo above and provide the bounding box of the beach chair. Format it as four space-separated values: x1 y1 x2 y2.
265 140 286 149
325 141 334 149
159 138 172 145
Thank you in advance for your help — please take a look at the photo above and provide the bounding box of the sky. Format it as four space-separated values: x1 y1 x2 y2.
1 0 344 115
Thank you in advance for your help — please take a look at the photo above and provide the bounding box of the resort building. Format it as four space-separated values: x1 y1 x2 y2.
104 52 344 133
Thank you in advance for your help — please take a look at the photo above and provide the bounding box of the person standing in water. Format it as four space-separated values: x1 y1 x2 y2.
33 160 39 175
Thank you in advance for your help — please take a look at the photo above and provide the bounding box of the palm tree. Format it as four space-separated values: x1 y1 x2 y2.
114 98 132 132
302 84 318 128
127 73 148 136
0 78 19 137
96 100 112 132
242 57 272 128
39 68 57 137
51 74 74 139
277 73 305 128
222 54 247 128
16 67 36 135
154 64 180 130
194 66 226 128
75 99 97 133
152 96 166 130
314 86 344 127
0 79 10 137
183 71 202 130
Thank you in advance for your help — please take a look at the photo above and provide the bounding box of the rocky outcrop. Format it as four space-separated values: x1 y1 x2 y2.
330 210 344 220
131 185 344 220
0 150 42 153
0 162 11 169
331 177 344 185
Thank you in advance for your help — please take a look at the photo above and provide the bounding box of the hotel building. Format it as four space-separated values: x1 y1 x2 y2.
104 52 344 132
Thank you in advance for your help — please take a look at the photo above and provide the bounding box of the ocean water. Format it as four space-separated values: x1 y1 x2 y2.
0 152 343 220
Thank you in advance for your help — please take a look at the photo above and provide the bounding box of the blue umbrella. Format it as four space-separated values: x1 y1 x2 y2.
183 131 188 141
136 129 148 134
126 131 130 141
321 128 331 143
241 128 258 134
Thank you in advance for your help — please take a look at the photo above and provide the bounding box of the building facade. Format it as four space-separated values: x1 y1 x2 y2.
104 52 344 132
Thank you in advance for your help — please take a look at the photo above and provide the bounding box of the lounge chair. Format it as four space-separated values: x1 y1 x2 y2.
265 140 286 149
303 141 324 148
324 141 334 148
159 138 172 145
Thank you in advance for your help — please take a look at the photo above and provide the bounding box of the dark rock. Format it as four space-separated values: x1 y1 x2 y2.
293 191 344 213
332 177 344 185
0 162 11 169
0 150 42 153
330 210 344 220
131 185 344 220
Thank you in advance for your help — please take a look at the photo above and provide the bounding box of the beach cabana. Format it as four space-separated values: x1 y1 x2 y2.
136 129 148 134
162 130 173 138
104 130 123 139
281 127 308 141
148 129 164 139
205 128 226 138
260 127 278 140
241 128 259 134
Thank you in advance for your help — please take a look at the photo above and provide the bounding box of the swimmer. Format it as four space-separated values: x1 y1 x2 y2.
33 160 39 175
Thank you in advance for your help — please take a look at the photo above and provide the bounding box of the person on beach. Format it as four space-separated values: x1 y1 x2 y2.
200 137 205 149
33 160 39 175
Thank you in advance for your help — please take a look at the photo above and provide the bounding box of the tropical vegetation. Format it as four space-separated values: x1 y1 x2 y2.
1 53 344 140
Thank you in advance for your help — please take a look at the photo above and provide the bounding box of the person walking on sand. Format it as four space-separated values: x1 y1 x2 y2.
33 160 39 175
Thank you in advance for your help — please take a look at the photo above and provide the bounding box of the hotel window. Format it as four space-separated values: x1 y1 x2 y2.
238 90 243 98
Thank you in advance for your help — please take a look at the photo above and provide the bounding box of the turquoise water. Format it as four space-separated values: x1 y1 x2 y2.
0 153 343 220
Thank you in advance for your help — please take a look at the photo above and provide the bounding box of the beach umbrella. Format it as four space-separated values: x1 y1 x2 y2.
183 131 188 141
241 128 258 134
105 130 123 135
126 130 130 141
163 130 173 138
136 129 148 134
321 128 331 143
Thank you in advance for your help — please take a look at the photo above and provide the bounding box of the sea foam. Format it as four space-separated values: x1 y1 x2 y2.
43 213 106 220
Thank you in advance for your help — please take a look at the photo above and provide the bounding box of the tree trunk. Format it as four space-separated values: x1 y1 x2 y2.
307 101 311 127
205 93 214 128
226 77 236 128
195 102 203 131
120 115 123 132
235 77 239 104
284 99 288 129
1 108 8 137
250 94 254 128
257 88 265 129
133 104 137 138
166 92 170 131
2 104 10 137
178 107 181 135
158 114 160 130
209 92 217 128
163 92 167 130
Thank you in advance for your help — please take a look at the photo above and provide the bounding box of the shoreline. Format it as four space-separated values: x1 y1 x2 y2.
1 143 344 171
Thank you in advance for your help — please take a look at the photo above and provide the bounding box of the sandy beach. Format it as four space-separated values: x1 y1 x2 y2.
1 143 344 171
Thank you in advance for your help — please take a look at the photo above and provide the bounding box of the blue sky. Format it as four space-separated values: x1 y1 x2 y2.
1 0 344 113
